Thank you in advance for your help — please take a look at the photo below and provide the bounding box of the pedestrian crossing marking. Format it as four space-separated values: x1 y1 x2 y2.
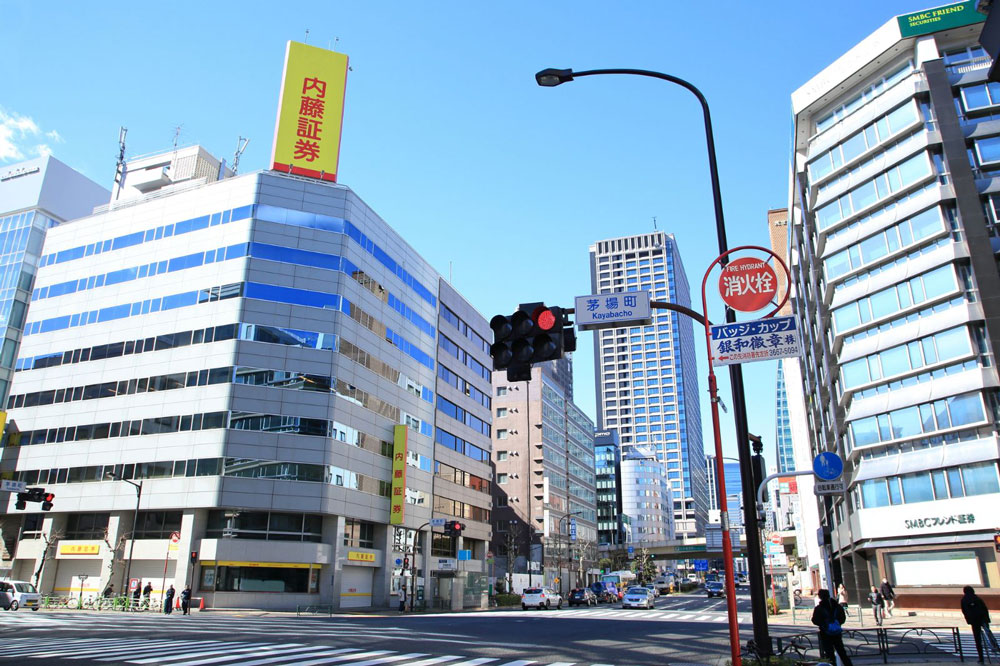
181 644 322 666
296 650 395 666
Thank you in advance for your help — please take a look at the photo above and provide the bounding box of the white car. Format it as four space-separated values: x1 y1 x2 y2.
521 587 562 610
2 580 40 611
622 586 655 609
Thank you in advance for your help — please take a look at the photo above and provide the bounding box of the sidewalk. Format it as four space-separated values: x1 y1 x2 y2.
770 606 967 630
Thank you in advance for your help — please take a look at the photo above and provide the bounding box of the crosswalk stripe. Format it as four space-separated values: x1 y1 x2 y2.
295 650 394 666
233 647 360 666
95 642 224 661
695 615 712 621
350 653 430 666
446 660 498 666
73 640 203 659
401 657 463 666
8 639 133 658
127 643 271 664
545 662 576 666
180 644 318 666
496 661 536 666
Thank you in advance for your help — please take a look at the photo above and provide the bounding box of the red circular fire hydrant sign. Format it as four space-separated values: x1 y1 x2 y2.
718 257 778 312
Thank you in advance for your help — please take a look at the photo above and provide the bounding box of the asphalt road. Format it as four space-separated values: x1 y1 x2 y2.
0 593 758 666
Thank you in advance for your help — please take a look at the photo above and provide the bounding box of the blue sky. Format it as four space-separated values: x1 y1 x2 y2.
1 1 929 462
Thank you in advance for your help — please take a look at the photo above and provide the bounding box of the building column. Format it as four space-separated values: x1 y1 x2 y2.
328 515 346 610
36 514 63 594
372 524 393 608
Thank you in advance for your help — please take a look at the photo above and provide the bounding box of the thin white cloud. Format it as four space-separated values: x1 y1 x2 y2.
0 107 60 163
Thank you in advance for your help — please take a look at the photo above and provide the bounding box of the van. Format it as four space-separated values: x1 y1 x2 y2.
653 576 673 594
4 580 41 611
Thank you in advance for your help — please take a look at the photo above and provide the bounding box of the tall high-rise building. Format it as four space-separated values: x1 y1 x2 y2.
1 149 494 610
620 447 674 545
790 2 1000 605
491 359 597 591
589 232 707 537
705 454 743 514
0 157 108 405
593 429 625 547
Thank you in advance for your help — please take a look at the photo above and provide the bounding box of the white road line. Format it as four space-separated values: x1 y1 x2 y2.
546 662 577 666
94 642 223 661
400 657 463 666
677 614 696 620
2 640 106 657
695 615 713 621
127 643 273 664
180 644 321 666
350 653 430 666
74 640 204 659
495 661 536 666
295 650 394 666
12 639 144 658
228 647 356 666
445 659 498 666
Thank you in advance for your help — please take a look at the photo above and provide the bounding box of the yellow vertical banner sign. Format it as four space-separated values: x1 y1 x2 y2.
270 41 349 182
390 425 408 525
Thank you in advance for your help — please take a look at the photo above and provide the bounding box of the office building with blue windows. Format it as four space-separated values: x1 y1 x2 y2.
589 232 707 537
594 429 625 547
0 157 108 407
0 147 493 610
790 3 1000 608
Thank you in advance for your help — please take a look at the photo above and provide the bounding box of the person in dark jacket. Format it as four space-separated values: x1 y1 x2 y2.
868 586 885 626
812 588 853 666
961 585 993 663
102 583 114 599
164 585 175 615
879 578 896 617
131 585 141 610
180 586 192 615
142 582 153 608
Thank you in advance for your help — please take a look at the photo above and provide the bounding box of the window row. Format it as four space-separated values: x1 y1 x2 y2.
39 204 254 267
809 101 920 183
960 81 1000 112
434 460 489 494
840 326 972 390
25 282 243 336
825 181 938 243
848 392 987 450
824 206 946 281
816 153 932 231
852 359 981 401
12 411 228 446
33 242 246 303
438 363 490 409
206 510 324 542
833 236 952 295
435 428 490 463
441 306 489 355
860 461 999 508
254 204 437 308
432 495 490 523
201 565 318 594
842 294 968 346
832 264 957 334
437 396 491 436
815 62 912 133
439 334 491 382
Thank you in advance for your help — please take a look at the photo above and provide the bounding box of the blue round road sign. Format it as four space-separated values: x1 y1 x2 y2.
395 558 402 566
813 452 843 481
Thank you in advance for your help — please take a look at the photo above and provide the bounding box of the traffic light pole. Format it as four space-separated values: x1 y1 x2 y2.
409 521 431 612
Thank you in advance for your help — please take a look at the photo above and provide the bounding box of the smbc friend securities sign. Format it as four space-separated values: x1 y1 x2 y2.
270 41 349 182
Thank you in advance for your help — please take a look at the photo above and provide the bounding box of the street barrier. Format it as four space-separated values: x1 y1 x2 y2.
765 626 963 664
296 604 334 616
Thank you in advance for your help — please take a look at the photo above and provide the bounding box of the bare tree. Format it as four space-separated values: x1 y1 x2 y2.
502 521 524 594
574 538 597 584
102 527 128 592
32 528 64 588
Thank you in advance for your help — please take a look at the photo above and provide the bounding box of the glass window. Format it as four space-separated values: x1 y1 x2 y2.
889 406 921 439
948 468 965 497
861 479 889 508
887 478 903 505
932 470 949 499
900 472 934 503
947 394 984 427
961 463 999 496
977 136 1000 165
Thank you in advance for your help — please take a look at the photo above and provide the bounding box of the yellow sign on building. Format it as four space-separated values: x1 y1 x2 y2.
347 551 376 562
270 41 349 182
59 544 100 556
390 425 408 524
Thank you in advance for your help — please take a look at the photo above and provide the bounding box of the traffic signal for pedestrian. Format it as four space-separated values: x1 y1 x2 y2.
403 556 410 570
443 521 465 537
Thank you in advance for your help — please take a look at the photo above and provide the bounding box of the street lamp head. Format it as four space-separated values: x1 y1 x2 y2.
535 68 575 87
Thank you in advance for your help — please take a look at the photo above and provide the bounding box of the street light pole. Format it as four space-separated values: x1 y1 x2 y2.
107 473 142 596
536 66 772 659
556 511 583 599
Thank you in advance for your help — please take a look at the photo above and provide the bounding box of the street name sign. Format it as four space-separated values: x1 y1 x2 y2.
710 315 802 367
719 258 778 312
570 517 577 541
575 292 652 331
429 518 446 527
815 480 847 495
813 452 844 481
0 480 26 493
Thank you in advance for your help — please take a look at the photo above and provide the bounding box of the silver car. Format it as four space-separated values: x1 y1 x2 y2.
621 586 655 609
521 587 562 610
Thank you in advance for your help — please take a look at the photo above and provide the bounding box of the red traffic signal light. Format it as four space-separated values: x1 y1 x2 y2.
41 493 54 511
190 551 199 564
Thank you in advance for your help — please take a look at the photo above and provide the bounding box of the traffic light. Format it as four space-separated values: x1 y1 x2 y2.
402 556 410 570
443 520 465 537
190 551 199 564
489 303 575 382
14 492 26 511
13 487 52 510
41 492 54 511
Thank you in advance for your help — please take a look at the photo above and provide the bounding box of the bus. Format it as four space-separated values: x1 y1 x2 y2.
601 570 637 592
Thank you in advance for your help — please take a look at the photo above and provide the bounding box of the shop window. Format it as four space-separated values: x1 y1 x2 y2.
344 519 375 548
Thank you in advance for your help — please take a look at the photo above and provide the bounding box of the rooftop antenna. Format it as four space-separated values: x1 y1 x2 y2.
172 125 182 149
113 126 127 200
305 28 309 44
232 136 250 175
652 216 658 230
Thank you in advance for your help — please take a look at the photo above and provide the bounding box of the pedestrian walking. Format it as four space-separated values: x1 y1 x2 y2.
131 585 141 610
879 577 896 617
837 583 849 609
180 585 192 615
102 583 114 599
398 585 407 612
812 588 854 666
142 582 153 608
961 585 996 663
164 585 175 615
868 586 885 626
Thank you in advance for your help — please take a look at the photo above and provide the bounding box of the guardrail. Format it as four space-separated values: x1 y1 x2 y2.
296 604 334 617
765 626 964 664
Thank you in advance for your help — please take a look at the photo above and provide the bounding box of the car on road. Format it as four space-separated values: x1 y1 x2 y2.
643 584 660 598
521 587 562 610
653 576 673 595
589 581 619 601
687 574 699 583
568 588 597 607
621 586 655 609
0 580 39 611
706 581 725 598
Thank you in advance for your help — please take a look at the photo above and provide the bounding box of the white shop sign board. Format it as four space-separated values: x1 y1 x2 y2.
710 315 802 367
